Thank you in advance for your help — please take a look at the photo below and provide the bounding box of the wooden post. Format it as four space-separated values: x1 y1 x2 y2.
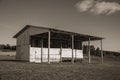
60 41 62 63
88 37 91 63
72 34 74 64
81 42 83 63
81 42 83 51
101 39 103 64
75 49 77 62
29 44 31 62
41 38 43 63
48 31 50 64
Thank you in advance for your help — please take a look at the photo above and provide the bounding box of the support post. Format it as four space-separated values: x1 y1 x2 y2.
72 34 74 64
29 44 31 62
41 38 43 63
48 31 50 64
88 37 91 63
75 49 77 62
101 39 103 64
60 41 62 63
81 42 83 63
81 42 83 51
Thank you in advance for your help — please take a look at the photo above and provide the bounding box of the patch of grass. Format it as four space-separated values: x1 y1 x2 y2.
0 56 120 80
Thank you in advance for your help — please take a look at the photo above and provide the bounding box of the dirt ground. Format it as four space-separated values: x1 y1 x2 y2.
0 54 120 80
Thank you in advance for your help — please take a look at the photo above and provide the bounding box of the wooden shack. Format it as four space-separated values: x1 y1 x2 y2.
13 25 104 64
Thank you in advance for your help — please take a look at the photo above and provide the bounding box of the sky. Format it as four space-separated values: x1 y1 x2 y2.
0 0 120 51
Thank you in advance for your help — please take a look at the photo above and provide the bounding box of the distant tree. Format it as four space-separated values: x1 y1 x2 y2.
0 44 16 51
83 45 88 54
2 44 6 50
0 44 4 50
6 44 11 50
90 45 96 55
83 45 96 55
11 45 16 50
96 47 101 56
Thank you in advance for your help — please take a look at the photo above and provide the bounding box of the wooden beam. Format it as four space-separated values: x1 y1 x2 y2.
88 37 91 63
50 29 73 35
41 38 43 63
48 31 50 64
72 34 74 64
101 39 103 64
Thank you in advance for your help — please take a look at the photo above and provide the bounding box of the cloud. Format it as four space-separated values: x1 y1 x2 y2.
76 0 95 12
76 0 120 15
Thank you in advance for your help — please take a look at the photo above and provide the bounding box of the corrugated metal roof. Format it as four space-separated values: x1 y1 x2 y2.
13 25 104 41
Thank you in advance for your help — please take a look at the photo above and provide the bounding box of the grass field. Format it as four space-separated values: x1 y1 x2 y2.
0 53 120 80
